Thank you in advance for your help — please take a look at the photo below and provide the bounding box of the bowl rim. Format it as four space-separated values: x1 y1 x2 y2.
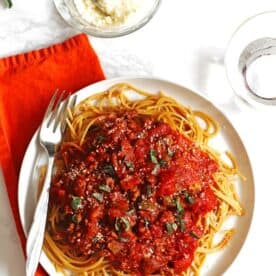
54 0 162 38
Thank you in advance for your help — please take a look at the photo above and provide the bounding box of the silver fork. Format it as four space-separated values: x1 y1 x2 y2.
26 90 77 276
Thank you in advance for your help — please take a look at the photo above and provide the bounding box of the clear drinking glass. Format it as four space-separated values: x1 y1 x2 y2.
225 11 276 108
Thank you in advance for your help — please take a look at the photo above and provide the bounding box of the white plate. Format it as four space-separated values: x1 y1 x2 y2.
18 76 254 276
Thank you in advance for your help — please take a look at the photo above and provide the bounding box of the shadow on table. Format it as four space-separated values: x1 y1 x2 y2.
192 47 245 113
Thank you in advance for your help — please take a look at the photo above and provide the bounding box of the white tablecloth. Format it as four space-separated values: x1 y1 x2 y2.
1 0 276 275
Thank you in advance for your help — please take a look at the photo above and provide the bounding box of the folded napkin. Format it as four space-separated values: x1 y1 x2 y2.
0 34 105 275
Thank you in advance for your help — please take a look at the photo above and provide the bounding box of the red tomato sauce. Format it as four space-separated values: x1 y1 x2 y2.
49 110 218 275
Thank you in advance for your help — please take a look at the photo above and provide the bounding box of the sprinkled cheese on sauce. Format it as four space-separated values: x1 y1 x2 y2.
74 0 143 27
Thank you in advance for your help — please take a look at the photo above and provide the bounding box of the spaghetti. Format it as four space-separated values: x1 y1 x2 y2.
43 83 244 275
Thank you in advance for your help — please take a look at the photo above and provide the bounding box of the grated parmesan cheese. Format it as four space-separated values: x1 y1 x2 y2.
74 0 151 27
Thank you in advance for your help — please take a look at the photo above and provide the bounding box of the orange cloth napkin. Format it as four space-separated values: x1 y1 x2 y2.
0 34 105 275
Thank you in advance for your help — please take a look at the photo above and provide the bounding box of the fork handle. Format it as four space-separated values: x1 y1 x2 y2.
26 155 54 276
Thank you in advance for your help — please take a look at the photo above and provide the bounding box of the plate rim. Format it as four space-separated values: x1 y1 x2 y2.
18 75 255 275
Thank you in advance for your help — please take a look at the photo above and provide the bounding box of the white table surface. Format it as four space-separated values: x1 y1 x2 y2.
1 1 276 275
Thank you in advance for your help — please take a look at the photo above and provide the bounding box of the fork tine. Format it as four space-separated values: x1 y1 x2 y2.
61 94 77 133
53 94 70 132
70 94 77 110
47 90 66 127
42 89 58 123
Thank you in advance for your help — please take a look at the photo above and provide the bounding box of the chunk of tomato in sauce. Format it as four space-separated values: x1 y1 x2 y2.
110 192 129 211
160 211 175 224
73 177 86 197
86 207 103 238
108 207 125 219
173 254 194 273
157 170 177 196
134 146 150 164
121 139 135 161
148 122 171 139
192 186 218 215
120 175 141 191
50 187 66 203
142 257 168 275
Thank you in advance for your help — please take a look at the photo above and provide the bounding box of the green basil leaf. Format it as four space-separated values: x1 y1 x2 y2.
115 217 130 233
72 214 78 224
166 222 178 235
151 164 160 175
160 159 167 167
127 209 135 215
168 148 174 157
102 164 116 177
190 231 200 239
99 184 111 193
92 192 104 202
184 192 194 204
180 219 185 232
174 198 184 215
70 196 82 210
121 217 130 231
165 222 173 235
115 218 121 233
172 222 178 231
96 135 106 144
124 160 134 169
149 149 158 164
119 237 129 243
